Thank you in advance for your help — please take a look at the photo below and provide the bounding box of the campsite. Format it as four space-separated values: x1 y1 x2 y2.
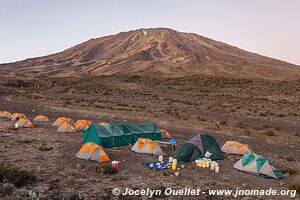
1 1 300 198
0 74 299 199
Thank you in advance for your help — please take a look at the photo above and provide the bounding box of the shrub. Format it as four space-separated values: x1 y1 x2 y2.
286 156 296 162
95 163 118 175
0 164 36 187
288 183 300 194
281 167 297 176
150 185 167 198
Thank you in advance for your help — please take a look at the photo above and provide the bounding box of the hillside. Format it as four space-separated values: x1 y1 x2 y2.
1 28 299 79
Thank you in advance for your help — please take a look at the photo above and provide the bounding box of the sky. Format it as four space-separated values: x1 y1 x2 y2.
0 0 299 65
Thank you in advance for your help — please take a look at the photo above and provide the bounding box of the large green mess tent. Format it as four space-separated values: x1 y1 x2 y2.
82 122 162 148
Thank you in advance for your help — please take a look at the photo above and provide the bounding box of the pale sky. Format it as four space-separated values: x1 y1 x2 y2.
0 0 299 65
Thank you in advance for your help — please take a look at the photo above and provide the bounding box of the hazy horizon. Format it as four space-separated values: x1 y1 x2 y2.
0 0 299 65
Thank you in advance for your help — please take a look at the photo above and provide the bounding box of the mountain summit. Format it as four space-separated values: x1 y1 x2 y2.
1 28 299 79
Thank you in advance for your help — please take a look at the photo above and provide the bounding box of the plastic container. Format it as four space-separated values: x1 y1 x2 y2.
210 162 215 171
169 157 173 163
215 165 220 173
198 161 203 168
159 156 163 162
172 163 177 170
204 162 209 168
111 161 119 170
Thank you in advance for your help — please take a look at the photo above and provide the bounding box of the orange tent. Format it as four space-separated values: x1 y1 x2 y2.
131 138 164 155
0 111 11 118
74 119 92 127
99 122 110 126
33 115 50 122
160 129 172 139
11 113 27 121
221 141 254 155
57 122 76 133
76 142 110 162
52 117 74 127
75 121 92 132
16 118 34 128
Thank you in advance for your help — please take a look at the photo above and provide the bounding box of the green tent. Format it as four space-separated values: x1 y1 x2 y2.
175 133 224 162
82 122 162 148
233 153 284 179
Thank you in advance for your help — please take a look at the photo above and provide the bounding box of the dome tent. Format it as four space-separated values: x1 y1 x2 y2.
57 122 76 133
33 115 50 122
16 118 34 128
0 111 11 118
11 113 27 121
233 153 284 179
76 142 110 163
160 129 172 139
74 119 92 127
52 117 74 127
99 122 110 126
175 133 224 162
131 138 164 156
75 120 92 132
221 141 253 155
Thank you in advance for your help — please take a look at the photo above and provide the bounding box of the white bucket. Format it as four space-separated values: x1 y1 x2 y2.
169 157 173 163
159 156 163 162
215 165 220 173
173 159 177 165
210 162 215 170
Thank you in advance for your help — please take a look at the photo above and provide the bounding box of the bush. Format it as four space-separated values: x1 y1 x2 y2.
288 183 300 194
151 185 167 198
286 156 296 162
95 163 118 175
0 164 36 187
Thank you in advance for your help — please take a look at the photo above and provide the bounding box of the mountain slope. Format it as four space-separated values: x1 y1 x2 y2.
1 28 299 79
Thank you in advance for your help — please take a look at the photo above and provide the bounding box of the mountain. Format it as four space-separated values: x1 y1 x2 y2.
1 28 300 79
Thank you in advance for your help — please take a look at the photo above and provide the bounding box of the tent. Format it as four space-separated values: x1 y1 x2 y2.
66 118 74 124
99 122 110 126
11 113 27 121
233 153 284 179
175 133 224 162
74 119 92 127
52 117 74 127
83 122 162 148
33 115 50 122
221 141 253 155
131 138 164 156
75 121 91 132
76 142 110 163
57 122 76 133
0 111 11 118
16 118 34 128
160 129 172 139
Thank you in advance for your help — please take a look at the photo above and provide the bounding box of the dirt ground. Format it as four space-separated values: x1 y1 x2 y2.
0 75 299 199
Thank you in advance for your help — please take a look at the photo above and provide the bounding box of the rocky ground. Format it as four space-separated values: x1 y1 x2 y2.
0 75 299 199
